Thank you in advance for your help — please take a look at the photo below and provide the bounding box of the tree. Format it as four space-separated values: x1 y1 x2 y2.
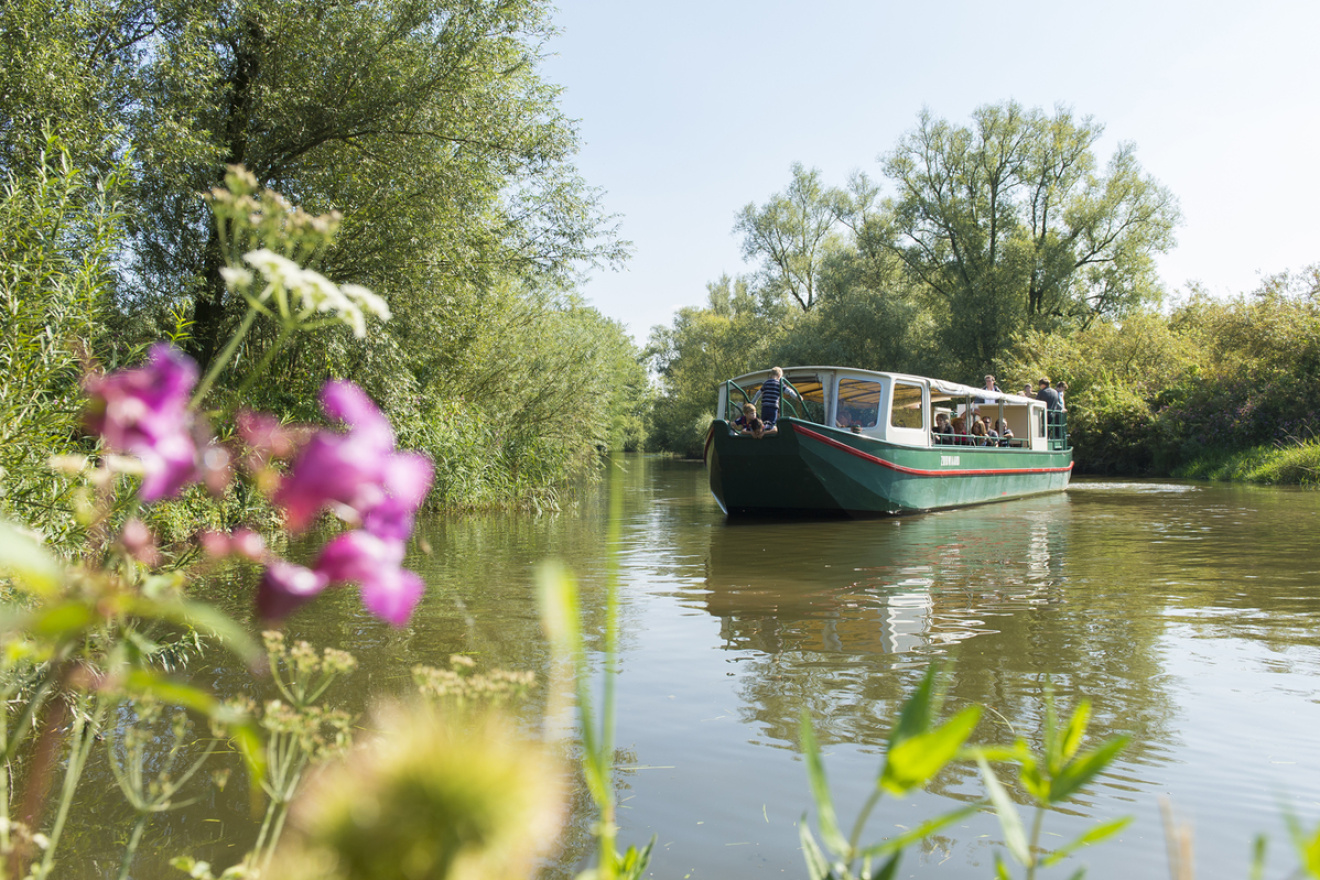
119 0 625 372
646 276 788 456
858 102 1179 376
734 163 848 312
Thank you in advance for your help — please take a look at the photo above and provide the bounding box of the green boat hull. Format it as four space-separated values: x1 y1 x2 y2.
706 417 1072 516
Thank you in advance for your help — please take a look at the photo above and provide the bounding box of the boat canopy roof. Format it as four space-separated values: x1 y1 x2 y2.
727 366 1037 406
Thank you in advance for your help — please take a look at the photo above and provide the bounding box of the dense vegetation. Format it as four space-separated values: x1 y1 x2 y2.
0 0 648 532
647 104 1319 483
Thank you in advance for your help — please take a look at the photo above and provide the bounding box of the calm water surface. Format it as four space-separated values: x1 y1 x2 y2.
79 456 1320 878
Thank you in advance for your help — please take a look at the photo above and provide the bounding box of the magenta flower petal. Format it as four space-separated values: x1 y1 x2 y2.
84 343 203 501
321 381 394 451
359 566 425 627
275 432 383 532
256 561 329 622
314 530 404 585
361 452 434 540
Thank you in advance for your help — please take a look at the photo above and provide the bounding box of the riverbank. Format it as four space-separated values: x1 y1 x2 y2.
1173 438 1320 487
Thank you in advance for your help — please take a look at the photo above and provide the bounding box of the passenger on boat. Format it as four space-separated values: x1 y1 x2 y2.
977 375 1001 405
1022 383 1034 398
760 367 783 429
734 403 764 439
970 419 989 446
995 419 1014 447
933 412 953 443
1056 380 1069 410
1037 378 1064 439
950 415 969 444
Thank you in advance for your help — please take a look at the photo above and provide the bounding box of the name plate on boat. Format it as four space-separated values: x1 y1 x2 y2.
940 455 961 466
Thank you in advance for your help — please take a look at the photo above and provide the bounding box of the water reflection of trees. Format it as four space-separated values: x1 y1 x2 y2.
697 494 1178 790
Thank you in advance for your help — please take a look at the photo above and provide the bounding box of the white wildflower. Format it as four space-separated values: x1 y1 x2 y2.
343 284 391 321
240 249 387 338
219 266 254 291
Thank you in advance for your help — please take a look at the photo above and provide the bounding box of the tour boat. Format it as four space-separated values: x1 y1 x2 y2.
705 366 1071 516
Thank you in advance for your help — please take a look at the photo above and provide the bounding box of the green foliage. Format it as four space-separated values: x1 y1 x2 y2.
736 163 850 312
799 665 982 880
538 474 654 880
865 101 1179 377
0 138 126 545
646 276 789 457
1001 313 1203 474
974 692 1131 880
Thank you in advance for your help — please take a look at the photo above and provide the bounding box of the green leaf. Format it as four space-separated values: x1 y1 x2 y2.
120 597 261 667
881 705 981 795
1040 816 1132 866
800 820 833 880
1298 821 1320 878
858 802 981 859
1049 735 1129 803
0 520 62 596
617 836 655 880
1058 699 1091 768
28 601 97 638
1248 833 1266 880
800 712 849 855
870 851 902 880
977 755 1030 866
888 664 943 749
993 851 1013 880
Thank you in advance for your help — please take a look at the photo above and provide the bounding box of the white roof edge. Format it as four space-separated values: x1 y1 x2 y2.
726 366 1040 404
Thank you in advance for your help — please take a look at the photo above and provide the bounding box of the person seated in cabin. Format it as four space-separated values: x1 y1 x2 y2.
995 418 1014 447
733 403 764 439
950 415 970 444
970 419 990 446
933 412 953 443
982 417 999 443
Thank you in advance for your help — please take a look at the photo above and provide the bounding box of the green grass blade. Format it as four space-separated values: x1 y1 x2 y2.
800 712 849 855
1040 816 1132 866
1049 735 1129 803
977 755 1030 866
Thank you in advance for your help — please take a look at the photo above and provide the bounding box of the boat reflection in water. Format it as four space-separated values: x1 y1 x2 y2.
696 492 1071 658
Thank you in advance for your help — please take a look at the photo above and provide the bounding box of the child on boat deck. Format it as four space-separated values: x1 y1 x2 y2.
734 403 764 439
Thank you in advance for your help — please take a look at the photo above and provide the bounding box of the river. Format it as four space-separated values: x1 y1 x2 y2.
67 455 1320 878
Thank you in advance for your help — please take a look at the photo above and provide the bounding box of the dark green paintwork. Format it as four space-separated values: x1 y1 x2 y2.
707 417 1072 516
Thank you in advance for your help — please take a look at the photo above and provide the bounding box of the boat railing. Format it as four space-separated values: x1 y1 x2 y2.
723 380 746 422
723 378 811 423
1047 410 1069 450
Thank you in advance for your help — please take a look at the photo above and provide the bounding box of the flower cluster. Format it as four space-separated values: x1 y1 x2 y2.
223 249 391 339
83 343 205 501
83 345 432 627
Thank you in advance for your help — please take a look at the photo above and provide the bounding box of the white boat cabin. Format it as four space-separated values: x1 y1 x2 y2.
718 367 1061 451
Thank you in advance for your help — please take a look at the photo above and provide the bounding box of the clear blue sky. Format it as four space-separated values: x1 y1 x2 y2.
543 0 1320 342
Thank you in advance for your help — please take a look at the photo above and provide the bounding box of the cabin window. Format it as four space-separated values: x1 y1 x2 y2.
890 381 925 429
836 378 883 428
783 375 827 423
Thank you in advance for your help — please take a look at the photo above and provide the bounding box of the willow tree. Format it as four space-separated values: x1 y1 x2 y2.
856 102 1180 376
734 163 849 312
115 0 624 373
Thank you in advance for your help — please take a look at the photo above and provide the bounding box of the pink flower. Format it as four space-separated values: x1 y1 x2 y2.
85 343 202 501
256 560 329 622
314 530 425 627
274 381 433 538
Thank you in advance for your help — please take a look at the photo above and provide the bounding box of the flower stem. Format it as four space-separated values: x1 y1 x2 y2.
191 306 260 408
